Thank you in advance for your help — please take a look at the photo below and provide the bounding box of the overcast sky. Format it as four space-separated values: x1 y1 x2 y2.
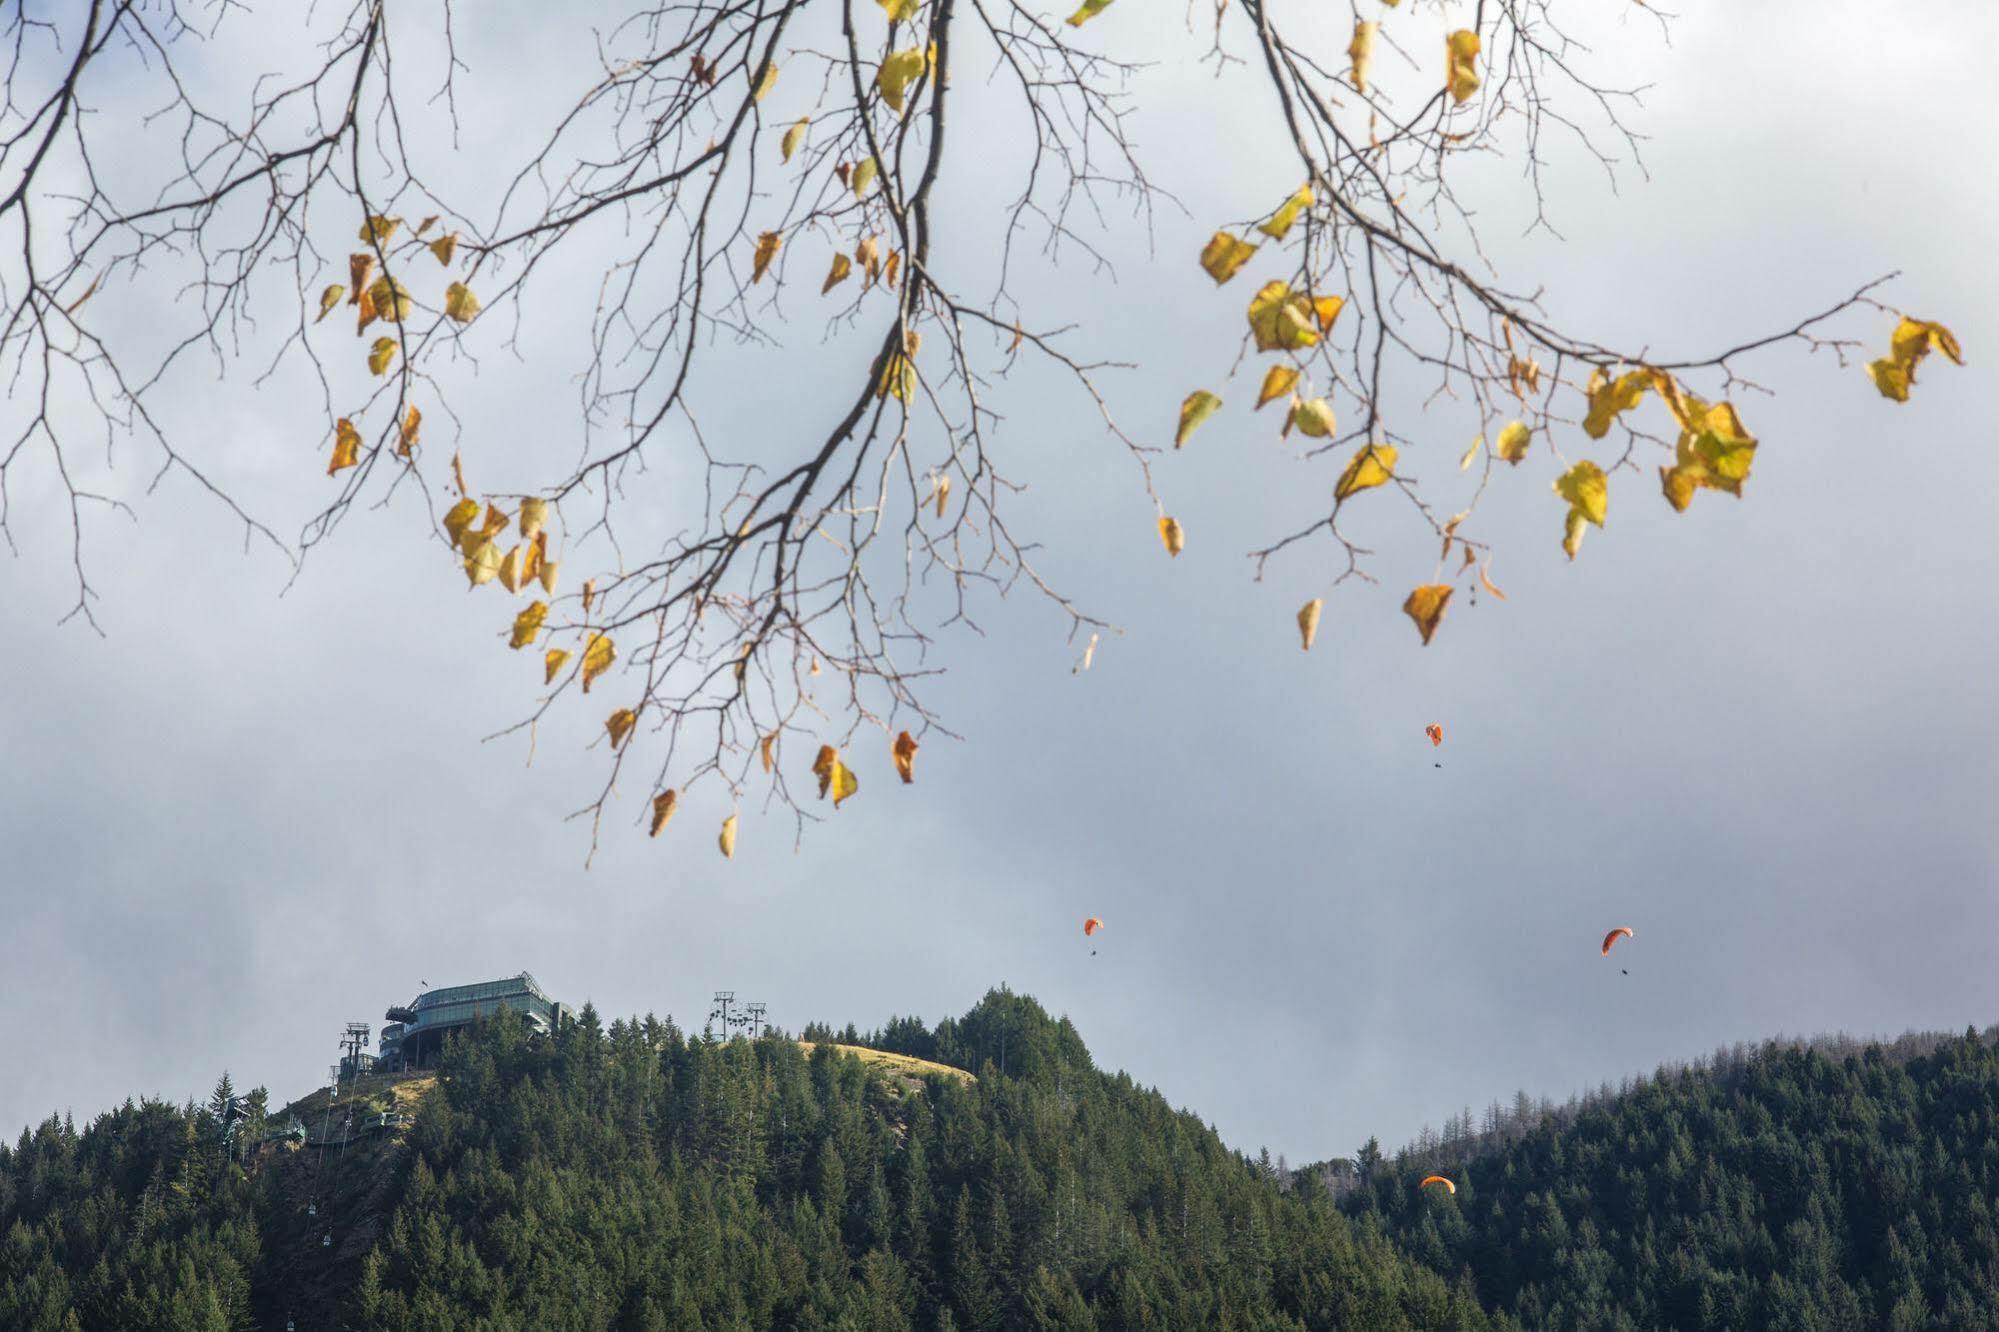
2 2 1993 1164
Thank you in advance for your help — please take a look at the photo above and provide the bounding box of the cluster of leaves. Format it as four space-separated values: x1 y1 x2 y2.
1337 1028 1999 1330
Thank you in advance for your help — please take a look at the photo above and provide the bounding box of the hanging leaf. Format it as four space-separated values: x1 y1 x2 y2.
649 789 679 837
316 285 344 322
509 601 548 649
1659 398 1757 511
369 275 412 323
1333 443 1397 501
1562 508 1588 560
1554 460 1608 527
781 118 809 163
1066 0 1115 25
464 540 502 587
892 730 918 783
856 235 882 285
450 451 468 497
443 497 480 545
760 733 777 773
1479 559 1507 601
443 282 481 322
1199 232 1259 285
1297 598 1323 651
428 233 458 266
932 473 951 519
1403 585 1454 646
518 497 548 539
496 544 526 593
879 0 920 20
752 232 782 283
885 250 901 289
1582 368 1650 439
358 215 401 245
367 337 398 376
1257 365 1299 410
581 633 616 692
1157 515 1185 557
1349 21 1377 92
1247 281 1320 352
1289 397 1336 439
347 253 375 303
538 558 561 596
879 48 927 113
753 60 778 102
397 404 421 458
851 157 878 199
606 709 638 750
582 579 596 615
719 814 738 859
1257 185 1313 241
328 418 363 475
822 253 853 294
1313 295 1345 334
1867 315 1963 401
1445 29 1481 104
544 648 570 685
1458 436 1482 471
1177 390 1223 448
1495 420 1531 464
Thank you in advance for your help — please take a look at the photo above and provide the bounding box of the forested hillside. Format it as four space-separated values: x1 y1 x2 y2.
0 990 1491 1330
1338 1028 1999 1330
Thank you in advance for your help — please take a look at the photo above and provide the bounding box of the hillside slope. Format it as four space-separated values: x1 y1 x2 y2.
1339 1028 1999 1330
0 990 1492 1330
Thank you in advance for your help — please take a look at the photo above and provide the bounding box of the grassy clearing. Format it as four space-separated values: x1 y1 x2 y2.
797 1042 976 1085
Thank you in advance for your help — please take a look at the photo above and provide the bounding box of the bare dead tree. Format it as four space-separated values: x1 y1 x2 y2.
0 0 1951 856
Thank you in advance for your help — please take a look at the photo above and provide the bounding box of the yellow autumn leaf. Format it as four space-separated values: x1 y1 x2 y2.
509 601 548 649
316 285 344 321
1290 397 1336 439
1066 0 1114 25
1349 21 1377 93
1479 559 1506 601
877 349 916 401
781 118 809 163
1445 29 1480 104
442 499 479 546
367 337 397 376
328 418 362 476
464 540 502 587
753 60 778 102
1257 365 1299 410
358 215 401 245
581 633 615 692
852 157 878 199
429 233 458 266
878 0 920 19
397 404 421 458
822 252 853 294
1199 232 1259 285
480 502 510 538
1312 295 1345 334
1177 390 1223 448
1554 460 1608 527
856 235 881 285
544 648 570 684
582 578 596 615
518 497 548 539
1458 436 1482 471
1333 443 1396 501
719 814 738 859
1257 185 1313 241
830 760 858 806
1582 368 1650 439
538 558 561 596
885 250 901 289
1403 585 1453 646
1495 420 1531 464
892 730 918 783
443 282 480 322
752 231 781 283
649 789 678 837
1297 598 1323 651
760 732 777 773
1866 357 1910 402
1247 281 1320 352
1868 315 1963 401
347 253 374 304
1562 507 1588 560
879 48 927 113
1661 399 1757 509
497 544 526 593
369 275 412 323
812 744 838 796
606 708 637 750
1157 515 1185 557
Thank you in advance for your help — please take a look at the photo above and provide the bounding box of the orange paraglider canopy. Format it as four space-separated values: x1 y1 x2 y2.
1424 723 1443 747
1601 926 1634 956
1083 917 1105 937
1420 1175 1456 1194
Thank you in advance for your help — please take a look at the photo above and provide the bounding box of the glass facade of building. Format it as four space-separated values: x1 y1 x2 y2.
379 973 560 1065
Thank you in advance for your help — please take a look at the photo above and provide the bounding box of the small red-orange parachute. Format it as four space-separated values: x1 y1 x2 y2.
1424 723 1443 747
1601 926 1634 956
1083 917 1105 937
1420 1175 1456 1195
